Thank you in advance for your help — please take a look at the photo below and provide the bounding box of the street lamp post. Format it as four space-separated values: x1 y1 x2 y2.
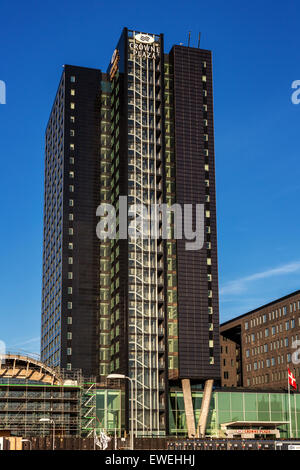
107 373 134 450
39 418 55 450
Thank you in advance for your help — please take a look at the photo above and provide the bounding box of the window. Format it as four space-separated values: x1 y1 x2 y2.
70 76 75 83
245 321 249 330
70 102 75 109
265 328 269 337
67 287 72 294
67 302 72 309
67 317 72 325
283 306 287 315
272 326 276 335
68 272 73 279
70 89 75 96
67 348 72 356
70 130 75 136
68 257 73 264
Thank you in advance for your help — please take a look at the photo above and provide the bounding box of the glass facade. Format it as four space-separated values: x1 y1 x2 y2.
169 390 300 438
95 389 124 437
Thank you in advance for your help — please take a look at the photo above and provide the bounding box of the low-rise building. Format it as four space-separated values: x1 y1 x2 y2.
168 387 299 439
0 354 81 437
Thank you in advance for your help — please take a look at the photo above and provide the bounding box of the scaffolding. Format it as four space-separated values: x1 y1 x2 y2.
0 380 81 437
81 382 97 438
0 355 82 437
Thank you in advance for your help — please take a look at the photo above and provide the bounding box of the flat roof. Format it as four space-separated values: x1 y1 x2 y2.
221 289 300 327
215 386 299 394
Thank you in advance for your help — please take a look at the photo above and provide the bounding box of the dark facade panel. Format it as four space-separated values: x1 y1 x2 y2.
170 46 220 381
41 65 102 377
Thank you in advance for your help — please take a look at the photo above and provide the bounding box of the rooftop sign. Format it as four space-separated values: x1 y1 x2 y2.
134 33 155 44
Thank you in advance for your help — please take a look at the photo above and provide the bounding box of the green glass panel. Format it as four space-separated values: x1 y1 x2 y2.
176 409 186 430
296 412 300 431
176 394 185 411
96 391 105 409
192 392 202 411
270 393 283 413
210 394 216 410
244 410 258 421
270 411 283 422
257 411 270 421
218 410 231 424
243 393 257 411
231 411 244 422
218 393 230 411
107 392 120 410
257 393 269 410
231 393 243 412
168 396 176 428
107 410 119 429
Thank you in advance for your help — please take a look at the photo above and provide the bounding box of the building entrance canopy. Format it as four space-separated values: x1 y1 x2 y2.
221 421 289 438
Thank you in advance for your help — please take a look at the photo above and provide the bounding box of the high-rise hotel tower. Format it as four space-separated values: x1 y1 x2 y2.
41 28 220 436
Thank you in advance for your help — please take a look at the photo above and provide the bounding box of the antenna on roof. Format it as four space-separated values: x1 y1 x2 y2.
197 32 201 48
188 31 191 47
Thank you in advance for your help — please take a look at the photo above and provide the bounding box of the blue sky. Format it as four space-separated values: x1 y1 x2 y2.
0 0 299 355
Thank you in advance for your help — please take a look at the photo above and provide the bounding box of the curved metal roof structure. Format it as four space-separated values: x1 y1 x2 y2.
0 354 63 385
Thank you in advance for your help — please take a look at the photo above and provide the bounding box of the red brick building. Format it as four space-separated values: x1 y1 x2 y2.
220 290 300 389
